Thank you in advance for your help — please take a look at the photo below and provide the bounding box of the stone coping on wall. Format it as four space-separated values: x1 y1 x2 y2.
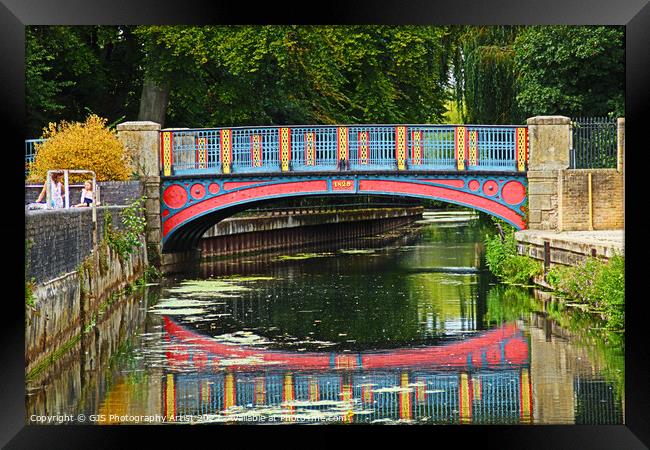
515 229 624 260
526 116 571 125
25 180 143 206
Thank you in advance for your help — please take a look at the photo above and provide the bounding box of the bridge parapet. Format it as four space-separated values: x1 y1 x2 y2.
159 124 529 176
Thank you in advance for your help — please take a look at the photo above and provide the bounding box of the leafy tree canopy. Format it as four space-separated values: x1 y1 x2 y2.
26 26 142 136
134 25 452 127
513 26 624 118
452 26 523 124
25 25 624 138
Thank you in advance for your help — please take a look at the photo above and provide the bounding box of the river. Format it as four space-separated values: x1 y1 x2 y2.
26 211 624 425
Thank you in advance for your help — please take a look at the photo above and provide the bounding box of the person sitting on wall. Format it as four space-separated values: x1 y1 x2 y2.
74 180 95 207
33 171 64 209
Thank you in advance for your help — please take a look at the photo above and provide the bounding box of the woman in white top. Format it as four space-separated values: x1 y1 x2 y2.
35 172 64 208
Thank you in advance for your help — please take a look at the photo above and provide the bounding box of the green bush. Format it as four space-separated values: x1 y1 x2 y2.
484 220 541 285
484 230 517 278
545 255 624 330
599 255 625 329
501 255 543 285
104 198 146 259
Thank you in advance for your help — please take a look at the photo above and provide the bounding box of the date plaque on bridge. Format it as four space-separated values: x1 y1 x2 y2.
331 179 355 191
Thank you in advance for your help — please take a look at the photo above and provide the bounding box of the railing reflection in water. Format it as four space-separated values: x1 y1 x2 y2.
164 368 531 424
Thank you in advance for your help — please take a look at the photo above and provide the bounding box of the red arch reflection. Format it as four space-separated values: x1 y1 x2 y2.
163 316 528 371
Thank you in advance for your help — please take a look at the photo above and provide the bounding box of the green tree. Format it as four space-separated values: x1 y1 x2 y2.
26 26 143 136
133 25 452 127
513 26 624 118
451 26 523 124
25 27 73 133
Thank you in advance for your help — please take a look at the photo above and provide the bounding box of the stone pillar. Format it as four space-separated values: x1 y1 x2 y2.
117 121 162 268
526 116 571 231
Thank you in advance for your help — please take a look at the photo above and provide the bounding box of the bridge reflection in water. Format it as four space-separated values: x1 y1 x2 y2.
161 317 532 424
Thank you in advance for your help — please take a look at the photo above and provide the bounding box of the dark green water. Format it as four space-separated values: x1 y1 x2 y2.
26 212 624 425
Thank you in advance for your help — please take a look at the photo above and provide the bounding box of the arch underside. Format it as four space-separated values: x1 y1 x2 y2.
161 176 527 252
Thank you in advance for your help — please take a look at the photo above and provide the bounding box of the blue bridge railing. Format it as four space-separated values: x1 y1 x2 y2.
25 138 46 177
161 124 529 176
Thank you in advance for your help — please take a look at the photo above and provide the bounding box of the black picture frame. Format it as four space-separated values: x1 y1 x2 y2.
2 0 648 448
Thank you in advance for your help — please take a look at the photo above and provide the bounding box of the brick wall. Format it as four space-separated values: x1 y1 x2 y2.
559 169 624 231
25 180 143 206
95 181 143 205
25 206 136 284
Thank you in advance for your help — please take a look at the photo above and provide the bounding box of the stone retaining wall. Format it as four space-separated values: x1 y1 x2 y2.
25 236 146 375
26 206 133 285
515 230 624 269
526 116 624 232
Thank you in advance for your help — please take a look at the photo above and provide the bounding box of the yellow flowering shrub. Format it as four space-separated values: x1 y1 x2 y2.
27 115 132 183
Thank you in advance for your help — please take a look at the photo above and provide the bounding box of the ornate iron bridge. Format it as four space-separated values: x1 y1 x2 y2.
160 124 529 251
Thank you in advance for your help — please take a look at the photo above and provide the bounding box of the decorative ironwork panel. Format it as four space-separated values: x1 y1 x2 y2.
468 130 478 166
516 127 528 172
519 368 532 423
195 137 207 169
304 132 316 166
279 127 291 172
395 126 407 170
251 134 263 167
337 126 349 163
220 129 232 174
358 131 369 164
162 131 173 176
459 372 472 423
411 130 422 165
455 126 466 171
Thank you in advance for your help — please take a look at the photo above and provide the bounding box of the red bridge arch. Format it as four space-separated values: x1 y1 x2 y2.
160 172 527 252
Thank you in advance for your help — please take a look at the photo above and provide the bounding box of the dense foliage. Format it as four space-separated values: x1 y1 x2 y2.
547 255 625 330
27 115 132 182
26 26 142 136
135 25 452 127
451 25 624 124
26 25 624 136
104 198 147 259
484 218 625 330
451 26 523 124
513 26 625 118
484 220 542 285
